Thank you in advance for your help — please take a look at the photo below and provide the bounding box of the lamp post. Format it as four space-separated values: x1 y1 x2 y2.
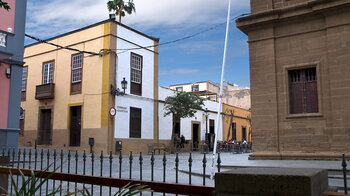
204 108 209 145
111 77 128 96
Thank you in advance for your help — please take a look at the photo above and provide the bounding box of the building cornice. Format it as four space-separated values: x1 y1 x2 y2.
236 0 350 34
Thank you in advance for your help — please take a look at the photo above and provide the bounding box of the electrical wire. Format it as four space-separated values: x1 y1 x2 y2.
25 13 249 56
25 34 101 56
104 13 249 54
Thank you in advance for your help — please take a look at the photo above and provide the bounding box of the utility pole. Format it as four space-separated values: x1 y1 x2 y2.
211 0 231 179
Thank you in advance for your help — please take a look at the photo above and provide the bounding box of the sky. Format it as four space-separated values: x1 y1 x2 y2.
25 0 251 87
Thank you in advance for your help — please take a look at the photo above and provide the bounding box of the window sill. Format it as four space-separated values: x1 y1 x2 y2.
286 112 323 119
70 91 82 95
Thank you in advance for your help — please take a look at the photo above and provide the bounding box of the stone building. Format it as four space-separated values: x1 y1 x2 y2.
169 80 251 110
236 0 350 159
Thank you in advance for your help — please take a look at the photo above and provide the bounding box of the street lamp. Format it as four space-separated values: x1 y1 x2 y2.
204 108 209 145
110 77 128 96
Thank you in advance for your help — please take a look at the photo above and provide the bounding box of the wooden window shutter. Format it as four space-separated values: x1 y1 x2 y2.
289 67 318 114
130 107 141 138
304 68 318 113
289 70 304 114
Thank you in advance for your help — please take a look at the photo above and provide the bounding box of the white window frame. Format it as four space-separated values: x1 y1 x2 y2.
72 54 83 83
0 32 6 47
130 53 142 84
176 87 183 92
43 61 54 84
21 67 28 92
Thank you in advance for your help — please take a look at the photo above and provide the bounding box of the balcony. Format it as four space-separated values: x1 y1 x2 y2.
35 83 55 100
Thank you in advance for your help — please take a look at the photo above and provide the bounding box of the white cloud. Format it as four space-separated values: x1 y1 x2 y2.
159 68 201 75
26 0 250 38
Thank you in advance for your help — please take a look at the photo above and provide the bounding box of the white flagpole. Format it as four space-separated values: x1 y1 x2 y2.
210 0 231 179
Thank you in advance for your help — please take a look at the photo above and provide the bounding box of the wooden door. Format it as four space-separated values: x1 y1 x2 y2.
38 109 51 145
70 106 81 146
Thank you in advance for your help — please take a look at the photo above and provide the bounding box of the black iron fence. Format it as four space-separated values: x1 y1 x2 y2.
0 148 222 195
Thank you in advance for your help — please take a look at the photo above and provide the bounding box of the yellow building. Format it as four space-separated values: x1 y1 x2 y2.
20 19 159 153
222 103 251 143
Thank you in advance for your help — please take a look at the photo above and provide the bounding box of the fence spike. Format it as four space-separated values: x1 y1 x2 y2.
175 152 179 183
46 149 50 196
139 152 143 180
39 149 43 196
34 149 38 169
109 151 113 196
83 150 87 194
53 149 57 192
60 150 63 196
163 152 167 182
67 150 71 194
7 148 11 167
129 152 133 179
23 148 26 168
75 150 78 196
189 153 192 184
119 151 122 179
151 152 155 181
10 148 15 196
91 151 95 196
217 152 221 173
28 149 32 169
342 153 348 194
203 153 207 185
100 151 103 196
83 150 87 175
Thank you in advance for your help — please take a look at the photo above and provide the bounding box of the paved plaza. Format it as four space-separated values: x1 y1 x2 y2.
3 147 349 195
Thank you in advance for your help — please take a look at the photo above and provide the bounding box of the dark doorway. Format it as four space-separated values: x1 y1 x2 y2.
209 120 215 134
70 106 81 146
242 126 247 141
192 123 199 150
232 123 236 141
38 109 52 145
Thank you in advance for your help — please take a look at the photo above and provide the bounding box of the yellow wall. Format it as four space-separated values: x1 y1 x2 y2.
20 22 110 151
222 104 251 142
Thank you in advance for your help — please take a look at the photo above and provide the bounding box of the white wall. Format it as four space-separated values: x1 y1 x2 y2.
114 24 156 139
158 87 223 141
115 95 154 139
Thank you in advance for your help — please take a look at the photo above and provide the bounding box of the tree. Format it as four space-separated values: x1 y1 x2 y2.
0 0 10 11
107 0 135 23
164 92 204 153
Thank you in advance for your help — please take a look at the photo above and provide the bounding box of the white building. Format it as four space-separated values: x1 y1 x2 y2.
158 87 222 150
113 23 160 153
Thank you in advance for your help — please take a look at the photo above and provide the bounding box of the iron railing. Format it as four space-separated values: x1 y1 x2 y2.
0 148 228 195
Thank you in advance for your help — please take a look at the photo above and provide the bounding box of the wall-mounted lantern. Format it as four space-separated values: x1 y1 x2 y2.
111 77 128 96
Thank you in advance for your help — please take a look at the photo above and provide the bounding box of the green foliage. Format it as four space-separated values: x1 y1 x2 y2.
82 183 150 196
164 92 204 119
0 167 61 196
107 0 136 22
1 165 149 196
0 0 11 11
